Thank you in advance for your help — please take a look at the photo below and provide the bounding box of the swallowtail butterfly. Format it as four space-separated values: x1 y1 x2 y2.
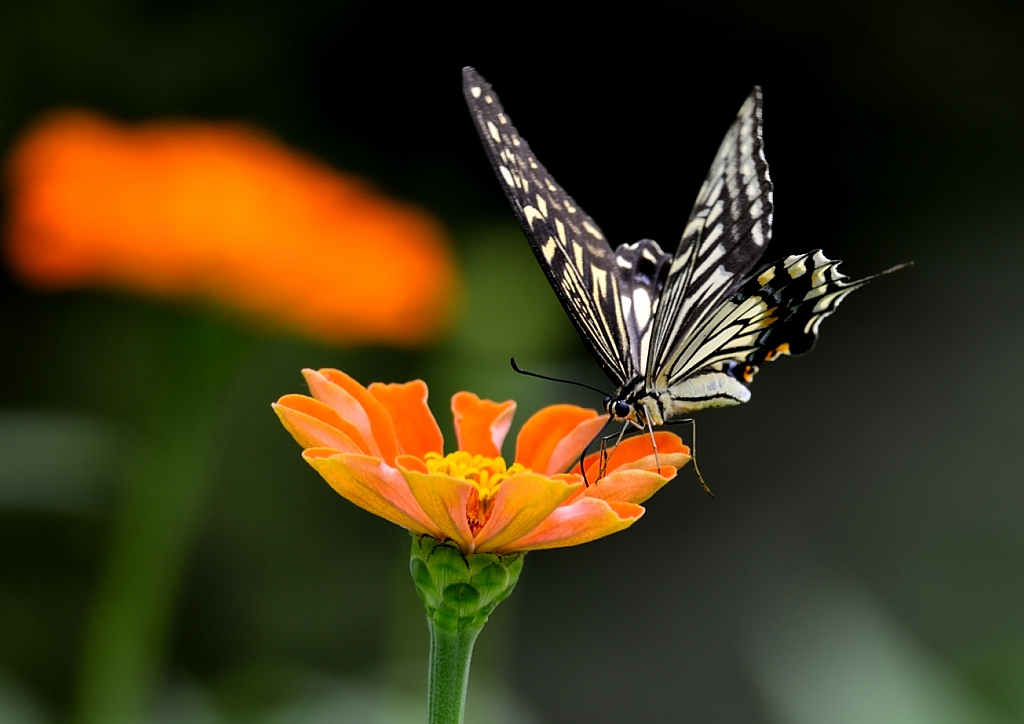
463 67 907 485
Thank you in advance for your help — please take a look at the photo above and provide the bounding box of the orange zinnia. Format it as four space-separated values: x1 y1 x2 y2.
273 369 691 554
4 111 458 345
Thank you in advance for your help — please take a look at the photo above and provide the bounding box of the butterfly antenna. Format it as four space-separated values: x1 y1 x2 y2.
510 358 609 397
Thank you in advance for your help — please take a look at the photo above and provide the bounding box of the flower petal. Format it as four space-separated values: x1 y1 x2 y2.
495 498 643 552
303 370 378 455
368 380 443 458
303 450 440 536
396 454 428 474
471 473 581 554
273 397 368 453
605 454 691 477
584 467 674 505
451 392 515 458
544 414 612 476
514 405 606 475
402 470 475 549
306 368 401 465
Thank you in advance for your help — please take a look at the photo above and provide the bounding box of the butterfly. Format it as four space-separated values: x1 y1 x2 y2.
462 67 908 489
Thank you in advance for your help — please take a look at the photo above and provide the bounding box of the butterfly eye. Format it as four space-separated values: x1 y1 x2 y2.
612 400 632 419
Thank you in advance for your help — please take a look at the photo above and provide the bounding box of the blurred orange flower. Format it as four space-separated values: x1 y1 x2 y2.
4 111 458 345
273 369 691 553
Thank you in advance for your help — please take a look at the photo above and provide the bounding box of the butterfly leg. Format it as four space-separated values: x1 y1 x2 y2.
597 422 631 479
644 415 661 471
577 416 615 487
677 418 713 499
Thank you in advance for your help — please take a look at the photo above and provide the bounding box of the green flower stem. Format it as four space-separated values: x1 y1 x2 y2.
409 535 524 724
427 618 483 724
75 312 245 724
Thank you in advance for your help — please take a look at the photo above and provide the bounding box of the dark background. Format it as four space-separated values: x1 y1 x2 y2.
1 1 1023 723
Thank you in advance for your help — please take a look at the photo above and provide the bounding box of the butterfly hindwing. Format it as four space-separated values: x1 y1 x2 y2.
738 251 899 365
648 88 775 384
462 67 636 385
611 239 671 374
650 250 901 417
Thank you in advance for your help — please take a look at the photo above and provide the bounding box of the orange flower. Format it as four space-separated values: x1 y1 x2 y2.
273 369 691 553
4 111 458 345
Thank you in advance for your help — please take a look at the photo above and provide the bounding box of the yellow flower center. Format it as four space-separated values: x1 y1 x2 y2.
424 451 531 535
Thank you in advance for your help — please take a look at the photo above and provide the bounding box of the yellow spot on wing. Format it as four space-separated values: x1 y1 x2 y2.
541 237 557 263
523 205 544 226
707 199 725 226
470 86 482 99
702 224 723 246
764 343 790 361
592 266 608 296
487 121 501 142
757 267 775 286
683 217 704 239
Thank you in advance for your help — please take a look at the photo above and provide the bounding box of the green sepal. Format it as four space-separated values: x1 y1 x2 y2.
410 534 524 633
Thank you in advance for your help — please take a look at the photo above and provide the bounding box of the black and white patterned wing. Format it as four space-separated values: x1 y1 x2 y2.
611 239 672 376
463 67 636 386
649 252 910 416
648 88 774 384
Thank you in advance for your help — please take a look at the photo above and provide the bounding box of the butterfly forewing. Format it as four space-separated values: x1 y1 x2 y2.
462 67 636 385
648 88 774 385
